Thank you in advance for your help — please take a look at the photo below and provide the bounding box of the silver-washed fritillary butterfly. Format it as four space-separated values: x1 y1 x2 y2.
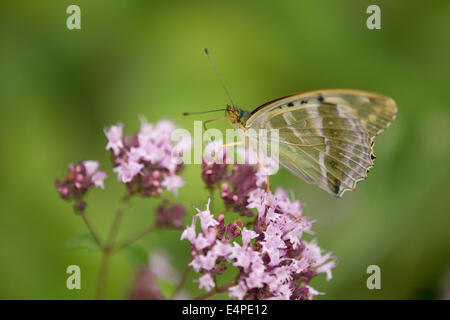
186 49 398 197
225 89 397 197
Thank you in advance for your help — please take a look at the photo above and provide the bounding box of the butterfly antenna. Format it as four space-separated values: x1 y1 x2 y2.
204 48 235 106
182 109 225 116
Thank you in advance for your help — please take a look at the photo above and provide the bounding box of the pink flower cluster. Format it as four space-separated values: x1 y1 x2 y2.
104 118 190 197
56 118 190 226
55 161 107 212
202 142 278 217
56 117 336 300
155 201 186 229
181 188 336 300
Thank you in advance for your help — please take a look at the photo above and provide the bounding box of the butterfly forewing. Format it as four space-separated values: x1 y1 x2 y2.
245 89 397 197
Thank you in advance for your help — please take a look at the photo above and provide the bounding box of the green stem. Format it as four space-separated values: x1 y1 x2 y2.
169 260 191 300
95 249 111 299
80 211 102 247
106 210 124 247
95 209 124 299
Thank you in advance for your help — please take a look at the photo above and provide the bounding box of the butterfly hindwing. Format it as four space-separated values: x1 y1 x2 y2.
245 89 397 197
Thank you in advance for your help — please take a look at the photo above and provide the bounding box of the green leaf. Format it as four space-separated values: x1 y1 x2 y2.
155 278 176 299
65 233 100 251
121 243 148 265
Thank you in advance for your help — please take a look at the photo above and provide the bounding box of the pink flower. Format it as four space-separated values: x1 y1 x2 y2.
155 202 185 229
303 240 336 281
283 224 305 249
306 286 324 298
229 281 247 300
161 175 184 196
246 261 267 289
181 153 337 299
272 188 302 216
148 251 178 283
133 118 180 172
104 123 123 155
173 134 192 156
105 118 189 198
193 228 216 250
274 284 292 300
180 221 196 242
198 273 215 292
261 236 284 266
198 251 217 271
247 188 269 217
127 267 163 300
203 140 227 164
189 257 202 273
316 261 337 282
153 119 177 138
181 200 221 252
83 160 99 176
183 192 336 299
272 265 293 284
82 161 107 189
55 161 107 212
202 140 240 193
195 199 219 232
229 243 259 271
92 171 107 189
262 223 287 249
190 251 219 272
113 158 144 183
290 256 309 274
212 240 232 257
303 241 331 266
241 228 258 247
138 117 153 135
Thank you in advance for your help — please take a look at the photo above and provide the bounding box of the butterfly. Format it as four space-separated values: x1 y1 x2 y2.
185 49 397 197
225 89 397 197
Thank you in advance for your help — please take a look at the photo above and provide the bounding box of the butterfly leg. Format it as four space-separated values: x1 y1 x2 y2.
255 153 272 207
203 141 244 171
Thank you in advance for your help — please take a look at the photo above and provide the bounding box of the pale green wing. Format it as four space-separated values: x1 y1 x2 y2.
245 89 397 197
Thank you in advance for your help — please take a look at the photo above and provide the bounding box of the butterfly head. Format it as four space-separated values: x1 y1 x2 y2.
226 105 250 128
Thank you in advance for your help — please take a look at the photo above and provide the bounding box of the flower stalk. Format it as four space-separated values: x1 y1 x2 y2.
169 260 191 300
79 211 102 247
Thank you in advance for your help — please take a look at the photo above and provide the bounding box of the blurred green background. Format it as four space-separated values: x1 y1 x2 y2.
0 0 449 299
